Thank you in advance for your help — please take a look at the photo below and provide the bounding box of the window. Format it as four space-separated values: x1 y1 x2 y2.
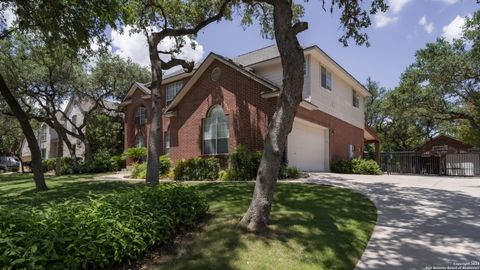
71 115 77 134
352 90 360 108
166 81 184 104
135 132 145 148
203 105 229 155
321 66 332 90
41 148 46 160
39 125 47 142
135 107 146 125
165 128 170 153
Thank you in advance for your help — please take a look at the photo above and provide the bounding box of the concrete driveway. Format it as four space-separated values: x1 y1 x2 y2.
303 173 480 270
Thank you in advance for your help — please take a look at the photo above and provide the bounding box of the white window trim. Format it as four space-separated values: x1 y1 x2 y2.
166 81 184 104
321 65 332 91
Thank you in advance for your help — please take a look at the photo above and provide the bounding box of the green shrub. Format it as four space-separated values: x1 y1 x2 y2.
121 147 147 163
278 164 302 179
173 157 219 181
331 158 382 175
130 156 171 179
159 155 171 176
110 155 124 171
131 162 147 179
60 157 78 175
41 158 56 172
0 184 208 269
222 146 302 181
82 150 114 173
225 145 262 181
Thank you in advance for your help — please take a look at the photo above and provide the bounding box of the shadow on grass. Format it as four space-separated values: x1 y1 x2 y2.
150 182 376 270
0 173 143 207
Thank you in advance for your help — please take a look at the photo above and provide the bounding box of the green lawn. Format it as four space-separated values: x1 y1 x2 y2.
0 173 376 270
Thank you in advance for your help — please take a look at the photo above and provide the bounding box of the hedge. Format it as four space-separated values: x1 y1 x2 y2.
330 158 382 175
220 146 302 181
0 185 208 269
173 157 219 181
130 155 171 179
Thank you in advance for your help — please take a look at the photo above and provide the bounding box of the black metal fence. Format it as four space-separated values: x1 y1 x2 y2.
380 151 480 176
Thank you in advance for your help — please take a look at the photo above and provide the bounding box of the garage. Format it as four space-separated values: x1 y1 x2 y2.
287 118 329 172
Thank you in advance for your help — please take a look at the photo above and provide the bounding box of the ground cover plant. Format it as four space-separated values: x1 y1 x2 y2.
0 174 207 269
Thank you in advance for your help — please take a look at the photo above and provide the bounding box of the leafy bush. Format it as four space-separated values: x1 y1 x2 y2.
41 158 56 172
131 162 147 179
221 146 302 181
110 155 124 171
130 155 171 179
159 155 171 176
0 185 208 269
82 150 114 173
331 158 382 175
59 152 118 175
278 164 302 179
225 145 262 181
173 157 219 181
121 147 147 163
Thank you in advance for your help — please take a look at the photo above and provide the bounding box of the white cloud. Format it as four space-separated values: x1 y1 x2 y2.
389 0 413 14
418 16 434 34
110 26 204 70
374 0 412 28
374 13 399 28
442 15 468 42
434 0 459 5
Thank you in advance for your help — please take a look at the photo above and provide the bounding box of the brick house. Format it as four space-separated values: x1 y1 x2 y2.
121 45 378 171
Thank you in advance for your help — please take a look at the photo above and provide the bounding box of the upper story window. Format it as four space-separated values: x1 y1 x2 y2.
135 106 146 125
71 115 77 134
203 105 229 155
39 125 48 142
135 132 145 148
321 66 332 91
166 81 184 105
352 90 360 108
303 57 309 77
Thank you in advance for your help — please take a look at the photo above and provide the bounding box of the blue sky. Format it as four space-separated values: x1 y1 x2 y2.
192 0 478 89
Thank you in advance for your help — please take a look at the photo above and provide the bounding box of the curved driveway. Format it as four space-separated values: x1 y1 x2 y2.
301 173 480 270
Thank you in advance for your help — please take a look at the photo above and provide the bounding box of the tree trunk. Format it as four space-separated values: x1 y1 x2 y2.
240 0 306 232
0 74 48 191
145 35 163 185
55 134 63 176
83 139 92 161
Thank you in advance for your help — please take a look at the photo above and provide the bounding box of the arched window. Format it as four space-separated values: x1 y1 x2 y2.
203 105 229 155
135 132 145 148
135 106 146 125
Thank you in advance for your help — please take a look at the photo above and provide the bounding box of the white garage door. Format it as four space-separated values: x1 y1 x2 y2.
287 118 329 172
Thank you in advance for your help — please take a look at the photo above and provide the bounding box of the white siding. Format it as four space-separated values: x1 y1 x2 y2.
252 56 312 100
307 57 365 129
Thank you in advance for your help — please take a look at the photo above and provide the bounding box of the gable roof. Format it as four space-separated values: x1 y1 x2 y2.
122 82 151 102
416 135 473 152
165 52 279 112
234 44 370 96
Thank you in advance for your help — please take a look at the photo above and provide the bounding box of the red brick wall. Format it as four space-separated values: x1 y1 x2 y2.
124 59 364 168
167 60 276 163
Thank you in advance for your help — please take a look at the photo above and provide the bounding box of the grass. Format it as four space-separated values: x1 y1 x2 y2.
0 173 376 270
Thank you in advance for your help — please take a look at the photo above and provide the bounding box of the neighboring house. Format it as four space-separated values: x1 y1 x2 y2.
20 97 117 162
121 45 379 171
